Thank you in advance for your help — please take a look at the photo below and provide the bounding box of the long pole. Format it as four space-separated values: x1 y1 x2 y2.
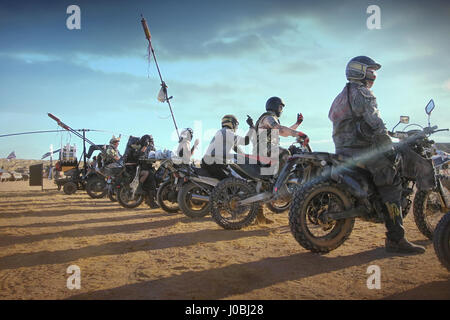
141 15 180 140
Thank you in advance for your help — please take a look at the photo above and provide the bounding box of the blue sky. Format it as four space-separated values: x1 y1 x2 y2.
0 0 449 159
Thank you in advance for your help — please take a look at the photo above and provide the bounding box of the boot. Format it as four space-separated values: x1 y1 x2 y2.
146 190 159 209
385 238 426 254
254 206 274 225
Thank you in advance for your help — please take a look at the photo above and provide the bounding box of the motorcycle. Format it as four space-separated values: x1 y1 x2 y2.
117 159 159 209
413 131 450 239
155 159 181 213
433 211 450 271
288 99 448 253
210 137 310 230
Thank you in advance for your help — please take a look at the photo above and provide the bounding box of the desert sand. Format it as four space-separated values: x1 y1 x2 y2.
0 178 449 300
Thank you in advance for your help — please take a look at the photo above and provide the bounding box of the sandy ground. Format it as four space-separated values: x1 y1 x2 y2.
0 179 448 300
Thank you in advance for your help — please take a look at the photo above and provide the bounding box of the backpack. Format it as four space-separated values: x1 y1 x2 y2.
123 136 141 162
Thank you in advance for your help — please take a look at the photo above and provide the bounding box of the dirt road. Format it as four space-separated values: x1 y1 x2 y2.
0 181 448 299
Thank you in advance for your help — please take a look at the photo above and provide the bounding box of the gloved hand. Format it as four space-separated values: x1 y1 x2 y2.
246 115 254 128
296 131 309 147
296 113 304 125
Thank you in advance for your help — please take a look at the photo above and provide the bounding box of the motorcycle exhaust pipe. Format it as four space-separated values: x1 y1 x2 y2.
190 194 210 202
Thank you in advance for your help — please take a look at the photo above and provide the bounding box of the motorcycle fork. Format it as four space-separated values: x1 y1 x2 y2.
436 179 450 210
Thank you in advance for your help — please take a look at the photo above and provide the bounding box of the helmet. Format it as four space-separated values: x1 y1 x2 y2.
221 114 239 131
180 128 193 142
265 97 285 117
139 134 153 147
346 56 381 82
109 135 120 145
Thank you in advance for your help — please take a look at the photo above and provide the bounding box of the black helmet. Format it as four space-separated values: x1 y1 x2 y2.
265 96 285 117
179 128 193 142
221 114 239 131
346 56 381 82
139 134 153 147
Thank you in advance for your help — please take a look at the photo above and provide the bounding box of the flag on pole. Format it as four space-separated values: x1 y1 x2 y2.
6 151 16 160
41 149 61 159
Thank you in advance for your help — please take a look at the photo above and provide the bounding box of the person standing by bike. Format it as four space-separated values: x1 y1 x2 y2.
104 136 121 165
328 56 425 254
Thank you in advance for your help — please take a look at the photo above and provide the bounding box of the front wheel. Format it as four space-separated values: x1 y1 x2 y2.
210 177 260 230
157 180 180 213
118 185 144 209
413 190 447 240
289 181 355 253
86 176 107 199
433 212 450 271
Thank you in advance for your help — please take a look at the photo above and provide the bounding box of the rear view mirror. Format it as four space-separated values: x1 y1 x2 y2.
425 99 435 115
400 116 409 124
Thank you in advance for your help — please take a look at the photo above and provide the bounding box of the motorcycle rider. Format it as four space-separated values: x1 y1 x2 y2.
176 128 199 164
252 97 308 224
328 55 425 254
104 136 121 165
201 115 252 180
253 97 308 175
128 134 158 208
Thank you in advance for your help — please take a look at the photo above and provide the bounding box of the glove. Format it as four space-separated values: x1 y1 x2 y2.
246 115 254 128
296 113 304 125
296 131 309 147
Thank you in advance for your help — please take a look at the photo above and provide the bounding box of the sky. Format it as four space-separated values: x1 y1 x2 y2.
0 0 449 160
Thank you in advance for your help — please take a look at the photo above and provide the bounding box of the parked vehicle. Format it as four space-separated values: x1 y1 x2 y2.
288 100 448 253
414 146 450 239
210 138 310 230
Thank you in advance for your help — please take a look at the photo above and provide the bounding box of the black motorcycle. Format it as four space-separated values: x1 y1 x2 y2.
210 138 310 230
411 103 450 239
288 100 448 253
155 159 181 213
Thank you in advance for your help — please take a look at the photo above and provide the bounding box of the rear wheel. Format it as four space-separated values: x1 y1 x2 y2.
211 178 260 230
157 180 179 213
86 176 107 199
178 182 211 218
289 181 355 253
118 185 144 209
63 182 77 195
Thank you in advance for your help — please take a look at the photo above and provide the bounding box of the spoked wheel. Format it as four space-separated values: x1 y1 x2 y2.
414 190 448 239
211 178 260 230
178 182 211 218
289 181 355 253
118 185 144 209
86 176 107 199
157 180 179 213
433 212 450 271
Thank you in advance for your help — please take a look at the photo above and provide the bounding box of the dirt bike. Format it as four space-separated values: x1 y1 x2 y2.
288 99 447 253
413 140 450 239
155 159 181 213
209 137 310 230
117 159 159 209
433 211 450 271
